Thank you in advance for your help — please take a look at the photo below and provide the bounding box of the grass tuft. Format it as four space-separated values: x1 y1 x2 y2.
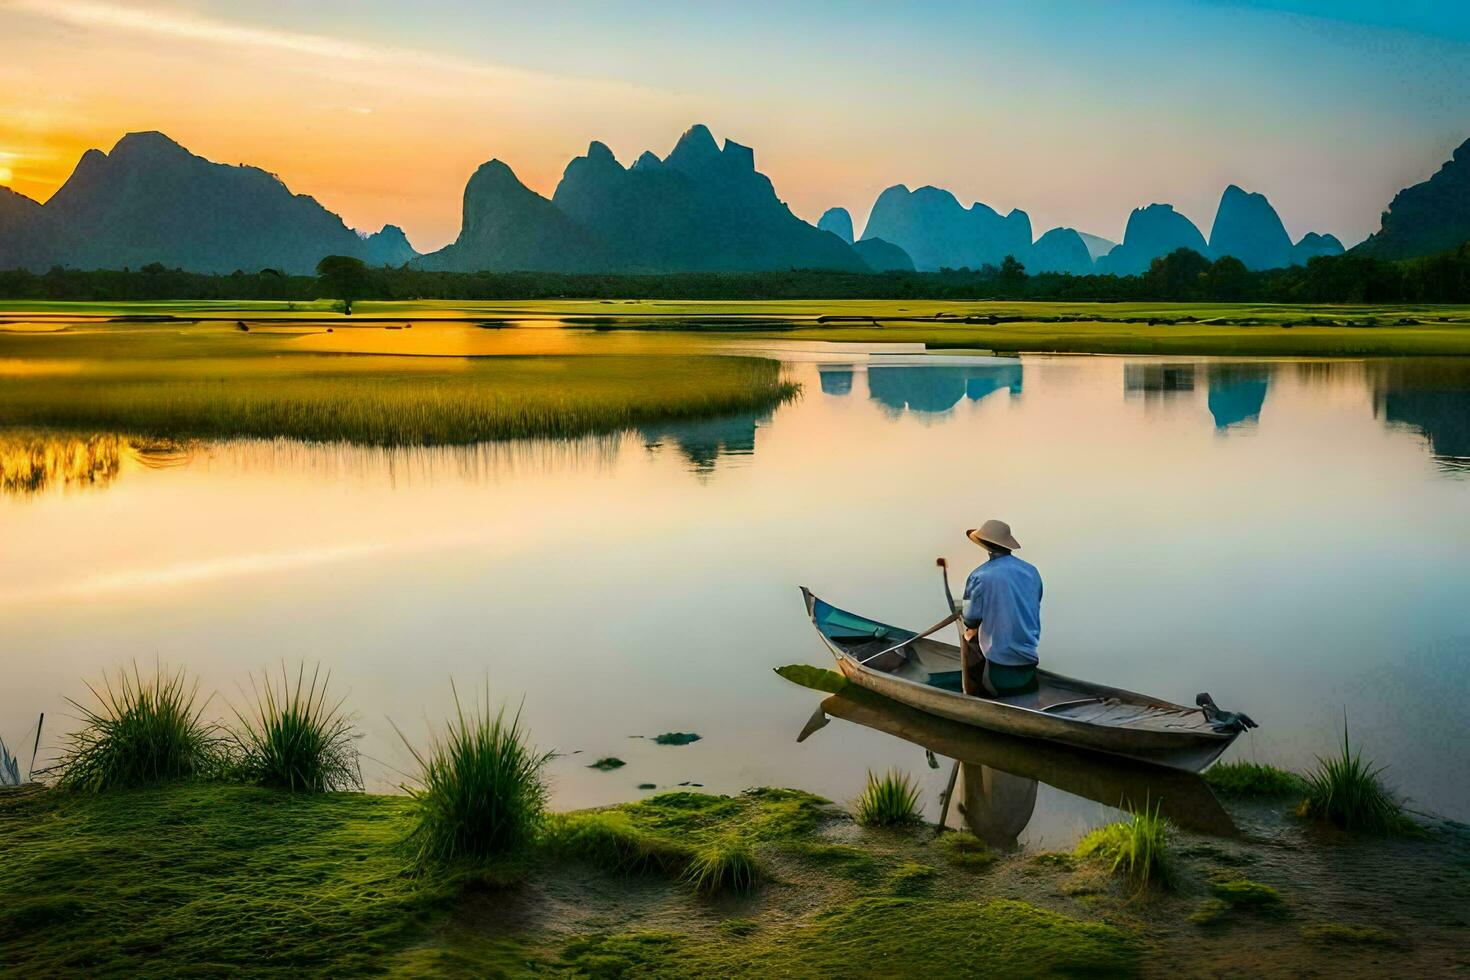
542 811 692 876
1301 922 1398 946
1296 723 1413 835
934 832 996 870
680 837 761 896
228 663 361 792
853 769 922 827
1204 761 1307 798
53 664 219 792
395 685 550 867
1074 801 1172 890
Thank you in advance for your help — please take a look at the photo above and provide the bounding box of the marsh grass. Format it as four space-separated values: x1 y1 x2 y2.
1204 761 1307 798
680 838 760 896
395 686 550 867
228 664 361 792
542 811 693 875
1296 723 1413 834
0 326 799 446
853 769 923 827
53 664 219 792
1074 801 1172 890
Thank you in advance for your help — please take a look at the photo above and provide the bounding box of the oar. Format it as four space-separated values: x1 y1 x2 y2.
936 558 975 696
934 758 960 837
858 610 958 665
28 712 43 782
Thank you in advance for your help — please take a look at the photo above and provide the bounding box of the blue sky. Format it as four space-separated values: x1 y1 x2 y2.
2 0 1466 248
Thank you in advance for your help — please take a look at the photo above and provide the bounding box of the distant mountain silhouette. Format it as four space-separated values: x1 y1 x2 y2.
1291 232 1345 264
422 126 868 274
416 159 611 272
861 185 1032 272
0 186 52 270
23 132 419 274
1029 227 1094 275
1096 204 1209 276
1355 138 1470 259
1077 232 1116 262
361 224 418 267
853 237 915 272
818 207 855 244
1209 185 1293 271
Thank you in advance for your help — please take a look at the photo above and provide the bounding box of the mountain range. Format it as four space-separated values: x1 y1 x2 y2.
0 127 1466 277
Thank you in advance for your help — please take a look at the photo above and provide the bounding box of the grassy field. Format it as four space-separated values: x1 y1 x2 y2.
2 781 1464 976
5 299 1469 356
0 323 795 446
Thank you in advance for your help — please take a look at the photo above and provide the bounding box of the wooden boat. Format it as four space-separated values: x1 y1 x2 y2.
807 684 1236 836
800 588 1243 772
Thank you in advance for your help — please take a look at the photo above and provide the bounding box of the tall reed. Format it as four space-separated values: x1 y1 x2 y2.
853 769 923 827
395 685 551 866
54 664 219 791
229 664 361 792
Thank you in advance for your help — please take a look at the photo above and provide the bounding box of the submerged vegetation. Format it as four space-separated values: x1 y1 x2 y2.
1073 801 1172 890
395 688 550 866
1204 760 1308 798
853 769 923 827
228 665 361 793
52 665 218 792
1297 726 1413 834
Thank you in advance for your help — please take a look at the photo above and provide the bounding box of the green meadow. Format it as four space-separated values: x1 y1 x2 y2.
0 323 796 446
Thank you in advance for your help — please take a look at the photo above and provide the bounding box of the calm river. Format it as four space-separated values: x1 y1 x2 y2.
4 334 1467 845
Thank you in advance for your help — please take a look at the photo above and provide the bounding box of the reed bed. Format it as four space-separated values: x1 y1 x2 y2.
1074 801 1172 890
0 348 797 447
853 769 923 827
395 687 551 866
53 665 220 792
228 664 361 793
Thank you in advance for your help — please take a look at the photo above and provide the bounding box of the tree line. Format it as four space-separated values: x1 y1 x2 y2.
2 241 1468 304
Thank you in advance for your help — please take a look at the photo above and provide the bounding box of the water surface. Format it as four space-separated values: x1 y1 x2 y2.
4 334 1467 844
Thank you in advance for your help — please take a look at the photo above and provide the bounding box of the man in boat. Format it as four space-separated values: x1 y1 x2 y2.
961 520 1042 698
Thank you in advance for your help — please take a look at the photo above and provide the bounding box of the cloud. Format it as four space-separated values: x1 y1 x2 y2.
6 0 664 97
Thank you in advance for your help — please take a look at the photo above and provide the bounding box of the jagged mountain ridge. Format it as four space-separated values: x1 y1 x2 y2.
1354 138 1470 260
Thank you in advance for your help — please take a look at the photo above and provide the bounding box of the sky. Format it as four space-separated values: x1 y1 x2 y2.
1 0 1467 252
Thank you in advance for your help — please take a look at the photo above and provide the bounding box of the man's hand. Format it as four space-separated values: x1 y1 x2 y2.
963 628 977 642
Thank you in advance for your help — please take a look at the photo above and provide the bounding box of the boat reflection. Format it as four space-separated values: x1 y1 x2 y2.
802 684 1236 838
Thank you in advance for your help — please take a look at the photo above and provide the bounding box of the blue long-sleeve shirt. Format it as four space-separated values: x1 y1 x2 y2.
962 554 1042 667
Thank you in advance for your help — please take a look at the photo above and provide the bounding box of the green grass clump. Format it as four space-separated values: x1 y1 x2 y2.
1203 761 1307 799
228 664 360 792
680 838 761 896
395 687 550 866
853 769 923 827
542 811 693 876
53 665 219 792
1301 922 1397 946
1296 725 1413 834
884 862 938 896
789 842 880 881
934 832 997 870
1209 873 1282 909
1073 802 1172 890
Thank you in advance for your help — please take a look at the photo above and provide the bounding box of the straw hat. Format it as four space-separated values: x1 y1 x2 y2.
967 519 1021 551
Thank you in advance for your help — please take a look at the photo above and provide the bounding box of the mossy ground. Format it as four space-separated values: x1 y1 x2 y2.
2 783 1466 977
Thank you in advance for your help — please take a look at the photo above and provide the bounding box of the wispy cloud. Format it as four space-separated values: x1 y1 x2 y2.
7 0 663 95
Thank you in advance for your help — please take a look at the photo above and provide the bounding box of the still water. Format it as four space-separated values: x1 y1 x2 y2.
3 339 1467 844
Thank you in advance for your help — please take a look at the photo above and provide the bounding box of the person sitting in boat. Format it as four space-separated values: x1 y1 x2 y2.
961 519 1042 698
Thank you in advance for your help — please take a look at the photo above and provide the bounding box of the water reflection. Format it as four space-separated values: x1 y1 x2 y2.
807 685 1236 838
638 411 769 472
818 367 854 396
1123 362 1196 407
0 432 189 496
1369 361 1470 472
1206 364 1271 431
866 363 1024 416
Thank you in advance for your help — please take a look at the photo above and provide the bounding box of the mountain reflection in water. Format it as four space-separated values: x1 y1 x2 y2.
638 411 770 472
1206 363 1271 430
865 363 1024 415
1369 360 1470 471
804 686 1236 839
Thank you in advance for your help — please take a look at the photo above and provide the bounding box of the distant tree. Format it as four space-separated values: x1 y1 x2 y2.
999 255 1027 287
1145 248 1211 300
315 255 371 315
1205 256 1250 301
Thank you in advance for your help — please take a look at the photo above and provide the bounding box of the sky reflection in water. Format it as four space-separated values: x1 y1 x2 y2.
2 350 1467 841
